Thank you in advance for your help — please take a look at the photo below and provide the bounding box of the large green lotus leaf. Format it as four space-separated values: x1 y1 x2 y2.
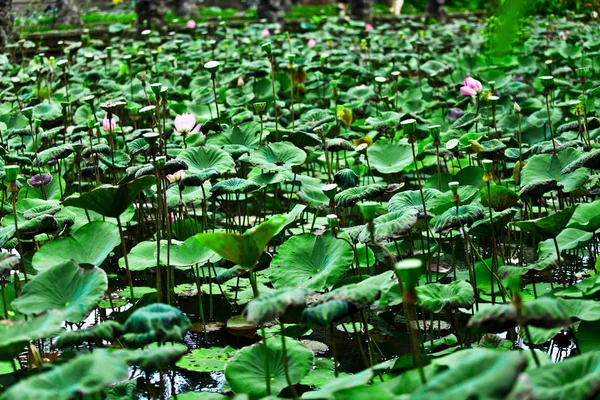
520 150 589 194
321 279 382 308
63 175 155 218
166 181 212 207
120 343 188 372
245 288 309 326
0 310 63 361
210 178 261 195
177 145 235 174
416 280 474 313
176 346 237 373
513 206 577 238
169 235 221 267
32 101 63 122
467 297 570 333
249 142 307 172
122 303 191 347
106 380 137 400
207 121 260 148
193 215 287 268
270 233 353 290
469 209 517 237
301 300 352 328
412 349 526 400
19 174 66 201
12 260 107 323
334 184 388 207
365 111 400 131
433 203 486 232
429 186 479 215
358 209 418 243
37 144 74 165
172 393 227 400
537 228 593 260
334 168 359 190
568 199 600 232
577 321 600 353
119 240 158 271
367 140 414 174
302 368 374 399
225 337 313 398
33 220 120 273
507 352 600 400
561 149 600 174
556 299 600 322
388 189 442 213
555 274 600 299
56 320 123 347
0 350 128 400
480 184 519 211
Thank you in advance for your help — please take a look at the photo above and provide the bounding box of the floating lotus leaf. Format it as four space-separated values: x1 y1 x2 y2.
176 346 237 373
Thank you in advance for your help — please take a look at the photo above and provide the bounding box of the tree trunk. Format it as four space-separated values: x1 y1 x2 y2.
53 0 82 27
0 0 13 51
426 0 447 22
174 0 198 18
257 0 292 22
136 0 168 31
350 0 373 21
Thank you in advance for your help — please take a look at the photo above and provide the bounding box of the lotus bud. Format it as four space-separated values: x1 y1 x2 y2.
513 102 521 114
237 76 245 87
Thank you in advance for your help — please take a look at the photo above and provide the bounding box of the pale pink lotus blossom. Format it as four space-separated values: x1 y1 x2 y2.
463 77 482 93
460 86 477 96
261 29 270 38
237 76 245 87
186 19 196 29
173 113 201 137
167 169 186 183
593 11 598 19
102 115 116 132
308 38 317 48
365 23 374 32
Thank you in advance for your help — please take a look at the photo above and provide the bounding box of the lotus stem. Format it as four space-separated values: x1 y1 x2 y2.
260 327 272 396
280 321 299 398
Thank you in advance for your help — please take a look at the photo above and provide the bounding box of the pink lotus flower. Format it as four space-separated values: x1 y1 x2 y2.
308 38 316 48
102 115 116 132
187 19 196 29
173 113 201 137
365 23 374 32
593 11 598 19
460 77 482 97
261 29 270 38
237 76 245 87
167 169 186 183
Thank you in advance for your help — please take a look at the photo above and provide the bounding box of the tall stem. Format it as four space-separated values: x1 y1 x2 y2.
117 216 135 301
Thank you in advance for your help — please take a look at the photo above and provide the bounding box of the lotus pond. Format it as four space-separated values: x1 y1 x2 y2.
1 10 600 400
